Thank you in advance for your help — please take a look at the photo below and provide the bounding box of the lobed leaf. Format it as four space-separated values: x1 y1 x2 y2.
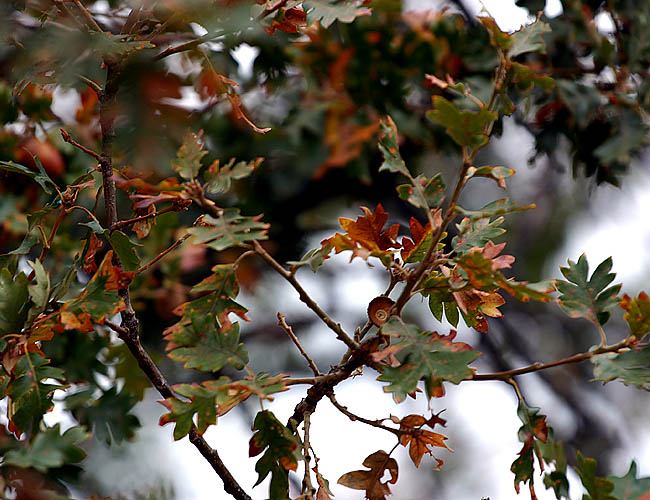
455 198 536 220
396 173 445 210
378 116 408 176
376 318 479 402
511 401 548 495
338 450 398 500
8 353 68 436
164 316 248 372
204 157 263 195
610 461 650 500
465 165 515 189
620 292 650 340
591 346 650 390
320 204 400 266
426 96 496 150
0 267 30 335
188 209 269 251
171 131 208 180
4 424 88 472
249 410 302 500
556 254 621 326
575 452 617 500
303 0 372 28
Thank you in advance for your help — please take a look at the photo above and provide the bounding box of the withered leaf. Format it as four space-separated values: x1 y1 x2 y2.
338 450 398 500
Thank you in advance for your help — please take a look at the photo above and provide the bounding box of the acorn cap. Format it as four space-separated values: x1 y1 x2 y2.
367 296 395 327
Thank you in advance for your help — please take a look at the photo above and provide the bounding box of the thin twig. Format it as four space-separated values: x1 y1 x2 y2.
110 200 191 232
135 233 191 275
301 411 316 499
153 31 224 61
72 0 103 31
472 337 638 381
60 129 102 163
78 74 103 94
254 241 358 351
277 313 320 376
28 207 66 280
98 62 252 500
328 394 400 436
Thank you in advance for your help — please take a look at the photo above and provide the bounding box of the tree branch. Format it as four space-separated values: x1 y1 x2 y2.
328 394 399 436
110 199 191 232
60 128 102 163
278 312 320 376
98 61 252 500
472 337 638 381
254 241 358 351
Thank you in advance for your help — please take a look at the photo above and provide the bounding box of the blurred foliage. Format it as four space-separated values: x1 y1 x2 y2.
1 0 650 499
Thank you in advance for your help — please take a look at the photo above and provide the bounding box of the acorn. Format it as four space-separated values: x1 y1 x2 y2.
367 296 395 327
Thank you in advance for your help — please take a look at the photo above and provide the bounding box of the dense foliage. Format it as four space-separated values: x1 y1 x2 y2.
1 0 650 499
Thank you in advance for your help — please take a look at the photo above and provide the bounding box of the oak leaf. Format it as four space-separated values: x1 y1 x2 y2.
320 204 400 266
338 450 398 500
398 414 449 468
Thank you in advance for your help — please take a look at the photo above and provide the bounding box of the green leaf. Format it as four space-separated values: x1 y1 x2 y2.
188 209 269 251
164 316 248 372
303 0 371 28
8 353 68 435
592 346 650 390
204 157 263 195
171 131 207 180
465 165 515 189
287 244 334 273
191 264 238 295
0 267 30 334
594 109 649 166
511 401 548 494
27 259 50 322
479 17 512 51
396 174 445 209
426 96 497 150
4 424 88 472
452 217 505 255
7 230 40 256
509 20 551 57
455 198 536 220
538 429 569 499
378 116 408 176
160 374 288 440
610 461 650 500
620 292 650 340
89 32 155 60
0 160 57 195
108 230 141 272
377 318 479 402
67 386 141 445
556 254 621 326
249 410 301 500
575 452 617 500
510 62 555 92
